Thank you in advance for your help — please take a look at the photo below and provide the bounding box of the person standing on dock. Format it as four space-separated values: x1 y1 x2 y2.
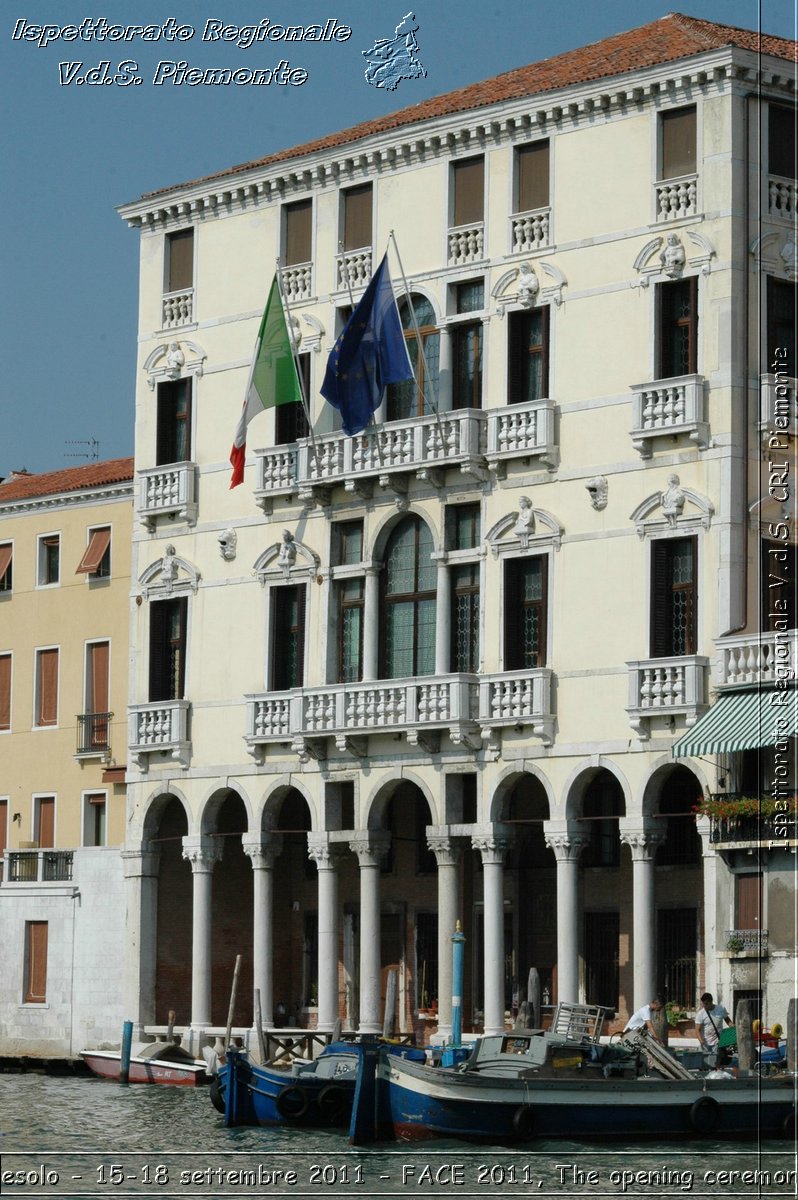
695 993 732 1058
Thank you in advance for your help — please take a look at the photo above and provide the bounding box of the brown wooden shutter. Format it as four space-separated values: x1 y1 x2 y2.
285 200 312 264
453 157 484 225
156 379 192 466
504 560 523 670
25 922 48 1003
0 655 10 731
736 873 761 929
517 142 550 211
89 641 110 713
37 649 58 726
0 543 12 586
37 797 55 848
650 541 672 658
0 799 7 860
76 528 110 574
661 107 696 178
149 603 170 701
167 229 194 291
344 185 372 249
769 104 795 178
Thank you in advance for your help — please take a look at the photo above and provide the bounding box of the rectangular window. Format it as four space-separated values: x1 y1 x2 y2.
149 597 187 701
156 379 192 465
508 308 550 404
736 873 762 930
583 912 619 1011
451 563 480 673
35 648 59 727
769 104 796 179
35 796 55 848
516 141 550 211
166 229 194 292
84 793 107 847
82 640 111 752
336 578 364 683
284 199 312 265
0 543 11 592
24 921 48 1003
657 908 697 1009
416 912 438 1007
651 537 697 657
271 585 306 690
343 184 372 250
275 354 310 445
767 277 796 372
76 527 111 578
37 535 60 586
448 502 480 551
660 106 696 178
0 654 10 731
451 284 485 412
333 520 364 566
504 557 548 669
453 157 484 226
657 277 697 378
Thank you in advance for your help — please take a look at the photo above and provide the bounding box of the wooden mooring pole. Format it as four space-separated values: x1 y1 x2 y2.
119 1020 133 1086
224 955 242 1054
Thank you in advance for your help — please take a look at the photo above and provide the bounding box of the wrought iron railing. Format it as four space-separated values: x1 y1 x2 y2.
76 711 112 755
725 928 768 954
6 850 74 883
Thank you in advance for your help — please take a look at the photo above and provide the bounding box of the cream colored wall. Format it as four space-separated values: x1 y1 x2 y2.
0 490 133 849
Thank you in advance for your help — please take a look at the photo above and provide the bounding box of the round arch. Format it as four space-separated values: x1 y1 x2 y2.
138 786 192 844
489 763 555 824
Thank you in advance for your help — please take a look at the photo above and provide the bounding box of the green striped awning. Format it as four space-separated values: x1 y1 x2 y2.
672 688 798 758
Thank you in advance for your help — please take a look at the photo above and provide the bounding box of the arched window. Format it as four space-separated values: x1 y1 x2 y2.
386 295 440 421
380 516 436 678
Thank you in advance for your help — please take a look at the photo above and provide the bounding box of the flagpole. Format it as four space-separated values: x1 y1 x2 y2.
338 241 385 470
388 229 445 447
275 259 319 469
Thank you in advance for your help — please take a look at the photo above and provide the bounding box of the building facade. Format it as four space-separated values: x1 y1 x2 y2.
116 14 796 1047
0 460 134 1057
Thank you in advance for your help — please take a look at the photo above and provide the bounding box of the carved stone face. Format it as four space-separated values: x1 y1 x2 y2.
217 528 237 561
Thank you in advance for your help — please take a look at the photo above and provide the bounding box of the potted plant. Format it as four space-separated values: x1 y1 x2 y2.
726 934 745 954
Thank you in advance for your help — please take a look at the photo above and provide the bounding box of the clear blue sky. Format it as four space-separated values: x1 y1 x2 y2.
1 0 794 476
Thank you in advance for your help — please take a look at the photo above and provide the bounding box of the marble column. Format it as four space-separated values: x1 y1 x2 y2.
182 834 223 1029
696 816 717 996
621 829 663 1010
241 834 283 1028
120 845 161 1040
350 833 390 1034
472 831 512 1035
307 836 341 1031
362 567 381 681
433 557 452 677
544 832 586 1005
427 834 462 1040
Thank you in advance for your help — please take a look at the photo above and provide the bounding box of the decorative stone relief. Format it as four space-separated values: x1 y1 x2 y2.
492 260 567 310
634 231 715 286
138 544 201 597
517 263 540 307
660 233 687 278
253 534 320 583
143 339 207 389
585 476 608 511
486 505 563 557
217 528 237 561
631 476 714 538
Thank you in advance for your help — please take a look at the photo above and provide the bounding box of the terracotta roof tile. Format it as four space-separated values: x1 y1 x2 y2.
142 12 796 200
0 457 135 502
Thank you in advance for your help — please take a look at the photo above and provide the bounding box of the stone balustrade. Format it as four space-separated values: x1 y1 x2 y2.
510 207 551 252
336 247 372 290
485 399 557 470
630 374 708 456
655 174 698 221
626 655 709 738
162 289 194 328
768 175 796 221
715 629 797 688
448 222 484 265
760 373 797 438
279 262 313 303
129 700 191 770
137 463 197 529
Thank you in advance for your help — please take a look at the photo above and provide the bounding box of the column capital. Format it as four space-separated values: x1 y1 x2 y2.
181 834 223 873
471 825 513 864
307 833 344 870
349 831 391 868
121 845 161 879
619 827 664 861
241 833 283 868
427 834 462 868
544 831 586 862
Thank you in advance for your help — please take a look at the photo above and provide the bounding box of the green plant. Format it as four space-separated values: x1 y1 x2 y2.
665 1001 688 1027
726 935 745 953
693 795 797 821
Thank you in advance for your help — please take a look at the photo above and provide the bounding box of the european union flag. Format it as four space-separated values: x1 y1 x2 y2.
321 253 413 435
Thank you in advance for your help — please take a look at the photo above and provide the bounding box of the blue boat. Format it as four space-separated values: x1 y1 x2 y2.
365 1026 796 1143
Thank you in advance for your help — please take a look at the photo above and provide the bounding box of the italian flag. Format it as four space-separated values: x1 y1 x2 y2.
230 276 302 487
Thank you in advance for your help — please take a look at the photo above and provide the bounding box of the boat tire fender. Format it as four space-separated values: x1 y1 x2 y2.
209 1078 225 1114
318 1084 350 1125
689 1095 720 1134
512 1104 535 1140
276 1085 310 1120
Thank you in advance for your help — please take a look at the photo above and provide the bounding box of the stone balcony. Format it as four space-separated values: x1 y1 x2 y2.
654 174 698 221
629 374 709 457
3 849 74 884
768 174 796 221
715 629 797 689
336 247 372 291
448 222 484 266
162 288 194 328
137 463 197 530
245 668 554 761
129 700 191 771
510 207 551 253
279 262 313 303
255 402 557 508
760 373 797 438
626 655 709 739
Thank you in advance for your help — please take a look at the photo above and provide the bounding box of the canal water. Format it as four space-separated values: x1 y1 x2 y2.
1 1074 795 1200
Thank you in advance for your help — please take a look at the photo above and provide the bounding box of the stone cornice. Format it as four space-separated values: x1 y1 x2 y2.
0 480 133 518
117 47 788 233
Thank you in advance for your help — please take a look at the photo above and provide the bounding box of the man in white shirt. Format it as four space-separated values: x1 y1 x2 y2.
695 992 732 1051
623 996 665 1044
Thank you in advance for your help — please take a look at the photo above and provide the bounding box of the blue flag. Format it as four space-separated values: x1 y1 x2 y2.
321 253 413 435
